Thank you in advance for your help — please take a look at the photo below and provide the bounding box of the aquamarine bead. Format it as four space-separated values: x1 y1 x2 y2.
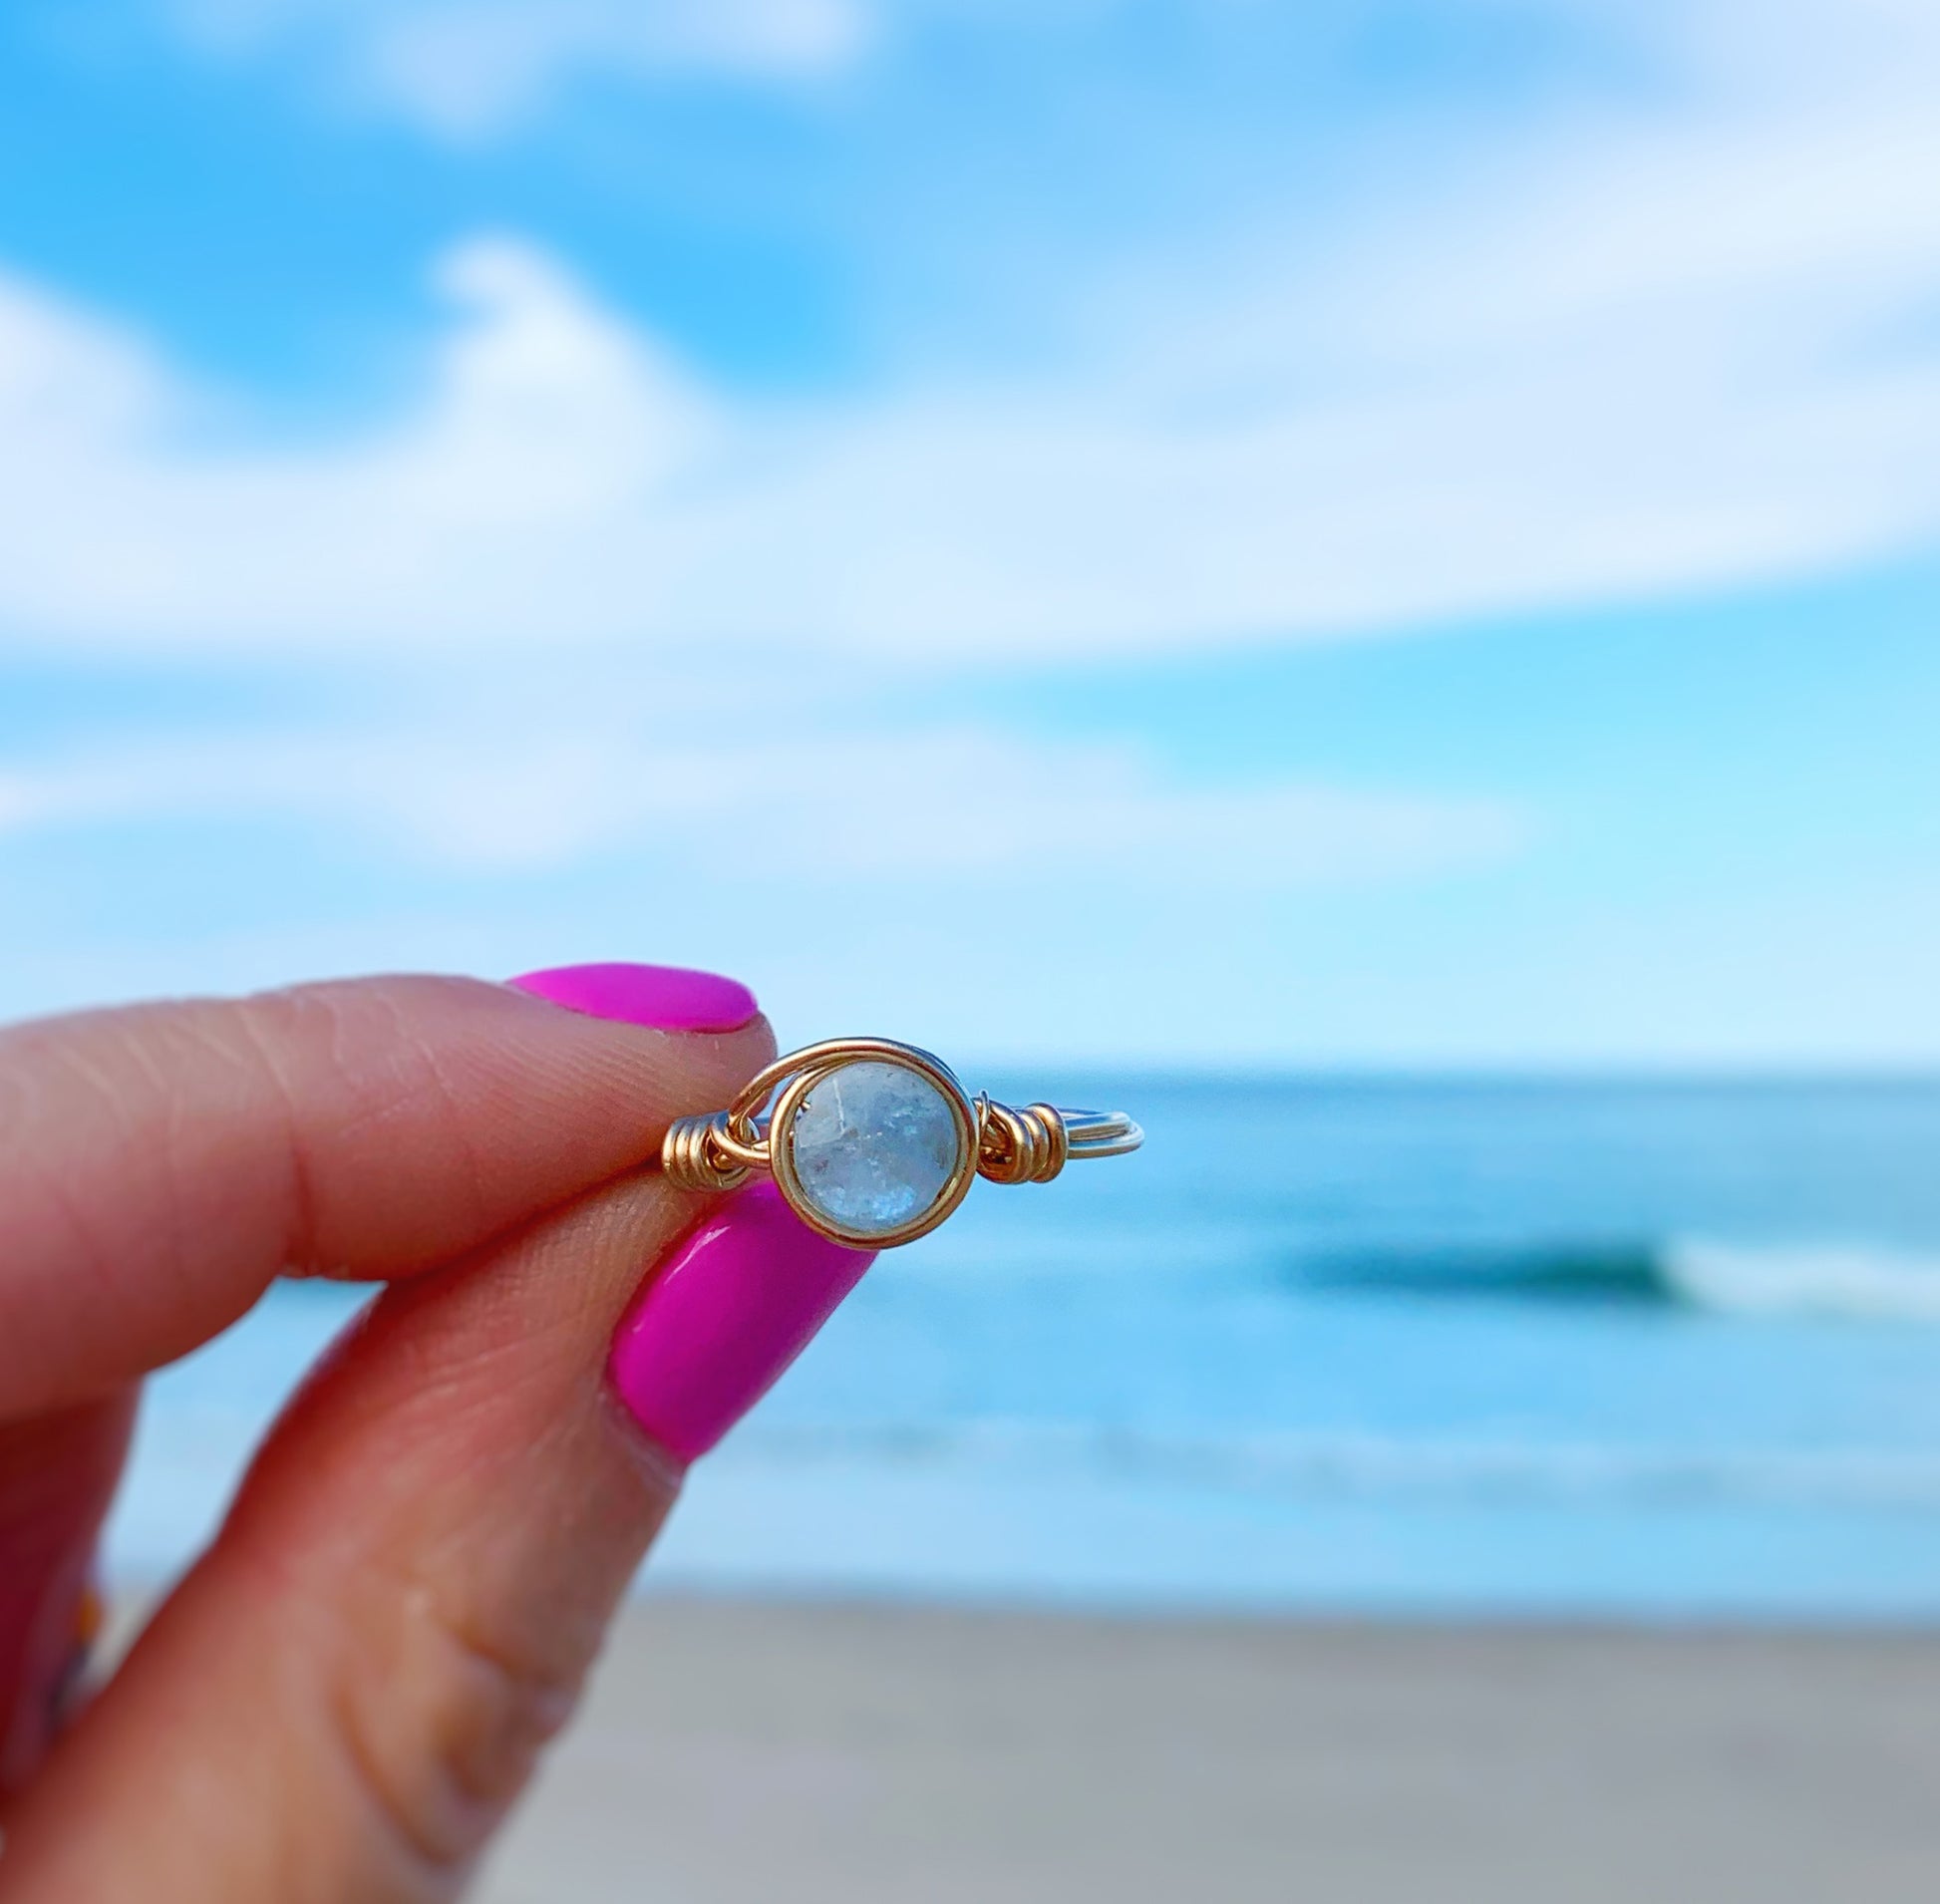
789 1060 962 1237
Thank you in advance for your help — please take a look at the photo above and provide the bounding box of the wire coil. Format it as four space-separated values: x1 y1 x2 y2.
662 1111 750 1192
974 1097 1071 1184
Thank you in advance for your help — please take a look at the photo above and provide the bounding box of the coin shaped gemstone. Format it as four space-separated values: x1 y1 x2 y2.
788 1060 964 1238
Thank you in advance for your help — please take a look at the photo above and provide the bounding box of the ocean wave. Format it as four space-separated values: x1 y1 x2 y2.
1661 1240 1940 1320
1293 1237 1940 1321
726 1419 1940 1509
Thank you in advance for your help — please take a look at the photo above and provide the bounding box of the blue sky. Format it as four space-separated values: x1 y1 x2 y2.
1 0 1937 1067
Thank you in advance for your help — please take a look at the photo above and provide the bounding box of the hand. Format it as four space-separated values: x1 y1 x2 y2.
0 967 858 1900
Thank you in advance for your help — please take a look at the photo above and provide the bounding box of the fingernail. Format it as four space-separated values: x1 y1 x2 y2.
509 962 759 1033
609 1182 873 1461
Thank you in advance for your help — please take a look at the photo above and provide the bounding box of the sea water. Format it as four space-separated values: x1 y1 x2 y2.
109 1077 1940 1621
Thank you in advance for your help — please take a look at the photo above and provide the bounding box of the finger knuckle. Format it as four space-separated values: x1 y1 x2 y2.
330 1577 583 1889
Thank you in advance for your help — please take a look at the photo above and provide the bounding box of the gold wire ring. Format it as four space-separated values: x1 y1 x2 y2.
663 1037 1143 1249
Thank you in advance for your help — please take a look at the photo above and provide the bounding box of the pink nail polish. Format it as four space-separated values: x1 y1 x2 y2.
509 962 759 1034
609 1183 872 1461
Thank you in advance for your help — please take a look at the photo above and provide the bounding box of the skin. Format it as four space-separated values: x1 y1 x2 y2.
0 974 777 1900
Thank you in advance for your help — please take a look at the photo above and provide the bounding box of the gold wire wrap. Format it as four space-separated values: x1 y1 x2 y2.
661 1111 752 1193
974 1098 1071 1184
660 1038 1141 1245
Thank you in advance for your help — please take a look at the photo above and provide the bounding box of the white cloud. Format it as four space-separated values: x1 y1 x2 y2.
6 2 1940 669
167 0 869 135
0 240 716 652
0 716 1520 887
0 239 1524 898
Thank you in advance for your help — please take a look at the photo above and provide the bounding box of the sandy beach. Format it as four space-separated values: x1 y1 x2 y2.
478 1598 1940 1903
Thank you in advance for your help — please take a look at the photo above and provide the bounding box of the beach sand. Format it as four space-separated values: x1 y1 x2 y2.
479 1599 1940 1903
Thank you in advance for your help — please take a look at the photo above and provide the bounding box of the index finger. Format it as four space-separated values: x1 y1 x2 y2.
0 967 768 1417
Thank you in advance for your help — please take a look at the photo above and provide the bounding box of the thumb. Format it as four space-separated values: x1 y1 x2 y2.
0 1009 873 1901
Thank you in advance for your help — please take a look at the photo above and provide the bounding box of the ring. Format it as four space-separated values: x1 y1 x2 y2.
662 1037 1142 1249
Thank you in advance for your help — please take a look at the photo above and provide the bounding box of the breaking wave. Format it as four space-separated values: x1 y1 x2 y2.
1293 1238 1940 1321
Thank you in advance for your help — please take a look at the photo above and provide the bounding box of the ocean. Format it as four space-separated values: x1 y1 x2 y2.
109 1077 1940 1622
